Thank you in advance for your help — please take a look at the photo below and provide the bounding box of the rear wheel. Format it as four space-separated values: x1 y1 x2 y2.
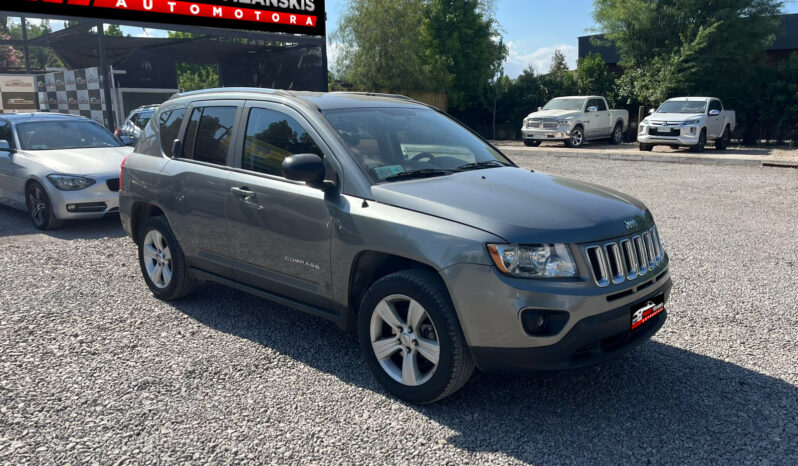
565 126 585 148
138 216 195 300
523 139 541 147
715 127 730 151
358 269 474 403
690 129 707 153
609 123 624 145
26 181 62 230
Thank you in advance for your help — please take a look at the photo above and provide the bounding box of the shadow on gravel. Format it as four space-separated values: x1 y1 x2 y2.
0 204 124 239
172 284 797 464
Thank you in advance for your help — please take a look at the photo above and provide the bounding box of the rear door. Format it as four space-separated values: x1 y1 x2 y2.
158 101 243 278
226 101 335 307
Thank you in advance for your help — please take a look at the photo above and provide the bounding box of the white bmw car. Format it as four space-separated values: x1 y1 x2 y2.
0 113 134 229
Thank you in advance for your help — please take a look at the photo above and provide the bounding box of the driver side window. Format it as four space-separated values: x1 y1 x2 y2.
0 120 14 148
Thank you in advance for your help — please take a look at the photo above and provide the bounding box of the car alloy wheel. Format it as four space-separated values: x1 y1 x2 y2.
613 125 623 144
27 184 47 227
369 294 440 387
568 127 584 147
142 229 173 289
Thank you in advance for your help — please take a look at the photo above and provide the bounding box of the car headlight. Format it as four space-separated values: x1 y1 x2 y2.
560 118 575 126
46 174 96 191
487 243 577 278
681 119 700 126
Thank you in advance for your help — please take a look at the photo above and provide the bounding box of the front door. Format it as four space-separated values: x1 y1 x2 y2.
587 98 611 138
0 120 23 208
706 100 724 139
158 102 243 279
226 102 334 307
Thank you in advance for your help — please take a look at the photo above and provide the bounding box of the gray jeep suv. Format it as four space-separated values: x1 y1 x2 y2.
119 88 671 403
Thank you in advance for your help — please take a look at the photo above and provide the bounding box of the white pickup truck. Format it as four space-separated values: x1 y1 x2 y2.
638 97 735 152
521 96 629 148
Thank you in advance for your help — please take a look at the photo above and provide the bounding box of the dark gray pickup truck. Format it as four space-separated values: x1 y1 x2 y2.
119 88 671 403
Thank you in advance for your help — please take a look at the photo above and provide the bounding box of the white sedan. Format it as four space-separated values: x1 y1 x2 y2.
0 113 133 229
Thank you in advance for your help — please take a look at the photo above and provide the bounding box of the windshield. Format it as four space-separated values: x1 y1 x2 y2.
542 98 585 111
135 110 155 129
657 100 707 114
322 107 512 182
16 120 122 151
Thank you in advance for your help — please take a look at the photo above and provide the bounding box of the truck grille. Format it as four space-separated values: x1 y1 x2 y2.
649 127 680 136
106 178 120 192
527 118 559 129
584 227 665 287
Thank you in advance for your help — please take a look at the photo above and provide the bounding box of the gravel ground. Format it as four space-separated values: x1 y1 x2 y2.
1 156 796 465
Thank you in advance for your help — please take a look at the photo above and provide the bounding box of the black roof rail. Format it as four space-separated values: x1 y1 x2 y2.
330 91 419 103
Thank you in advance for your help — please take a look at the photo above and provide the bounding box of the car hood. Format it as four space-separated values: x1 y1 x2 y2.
648 113 704 122
22 146 133 177
371 167 653 244
525 109 580 120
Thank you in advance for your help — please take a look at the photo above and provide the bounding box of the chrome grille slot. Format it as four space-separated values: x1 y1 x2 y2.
585 226 665 287
604 243 625 284
586 246 609 287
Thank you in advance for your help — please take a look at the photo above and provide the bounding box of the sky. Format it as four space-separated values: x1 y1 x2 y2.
325 0 798 78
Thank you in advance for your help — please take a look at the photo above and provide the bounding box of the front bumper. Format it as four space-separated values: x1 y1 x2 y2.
442 260 671 373
521 126 571 141
46 178 120 219
638 127 700 146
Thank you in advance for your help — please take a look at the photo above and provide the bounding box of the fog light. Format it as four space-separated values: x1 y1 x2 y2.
67 204 76 211
690 127 697 135
520 309 569 337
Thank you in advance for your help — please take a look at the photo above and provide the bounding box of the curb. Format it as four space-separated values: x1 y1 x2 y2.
497 146 787 168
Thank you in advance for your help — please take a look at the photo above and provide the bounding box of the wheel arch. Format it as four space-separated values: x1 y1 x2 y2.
130 202 167 244
345 251 447 332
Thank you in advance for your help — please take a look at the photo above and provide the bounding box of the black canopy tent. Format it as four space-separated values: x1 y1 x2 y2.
0 1 327 128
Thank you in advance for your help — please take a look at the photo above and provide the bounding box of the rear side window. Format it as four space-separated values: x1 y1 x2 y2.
0 119 14 148
158 108 185 157
596 99 608 111
242 107 322 176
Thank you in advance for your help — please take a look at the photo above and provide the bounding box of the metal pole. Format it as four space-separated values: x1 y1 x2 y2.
20 17 31 73
96 21 115 129
321 41 328 91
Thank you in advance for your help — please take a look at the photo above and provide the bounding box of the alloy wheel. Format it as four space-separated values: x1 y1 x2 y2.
369 294 440 387
27 185 47 227
142 230 173 289
571 129 583 146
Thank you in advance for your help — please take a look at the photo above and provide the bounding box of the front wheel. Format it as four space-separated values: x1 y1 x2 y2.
358 269 474 403
690 129 707 153
523 139 541 147
565 126 585 148
715 127 730 151
26 181 62 230
138 216 195 300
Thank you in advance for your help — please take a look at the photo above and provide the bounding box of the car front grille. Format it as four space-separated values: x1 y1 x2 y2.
649 127 680 136
106 178 120 192
584 227 665 287
527 118 560 129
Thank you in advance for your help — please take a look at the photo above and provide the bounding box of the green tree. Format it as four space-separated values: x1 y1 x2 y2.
420 0 507 110
104 24 124 37
593 0 783 105
548 49 569 74
332 0 431 91
576 52 616 103
539 49 577 100
167 32 220 91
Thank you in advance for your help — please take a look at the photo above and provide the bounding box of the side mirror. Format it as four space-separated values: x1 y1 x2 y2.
648 108 656 115
709 109 721 116
0 140 11 152
537 106 542 111
119 135 135 146
282 153 335 192
586 106 598 113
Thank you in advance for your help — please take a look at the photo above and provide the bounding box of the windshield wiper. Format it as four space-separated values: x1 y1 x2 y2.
383 169 452 181
456 160 508 171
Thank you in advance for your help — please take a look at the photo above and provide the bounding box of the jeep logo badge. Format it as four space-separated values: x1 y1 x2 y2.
624 219 638 230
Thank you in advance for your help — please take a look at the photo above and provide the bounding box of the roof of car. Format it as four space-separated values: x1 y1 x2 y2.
666 97 716 101
168 88 432 111
0 112 91 122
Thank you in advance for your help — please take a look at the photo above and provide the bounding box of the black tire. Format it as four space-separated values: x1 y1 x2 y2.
565 125 585 148
358 269 474 403
690 129 706 153
25 181 62 230
638 143 653 152
523 139 541 147
609 123 624 145
138 216 195 300
715 126 730 151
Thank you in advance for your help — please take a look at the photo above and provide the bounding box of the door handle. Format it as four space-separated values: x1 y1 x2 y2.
231 187 255 199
